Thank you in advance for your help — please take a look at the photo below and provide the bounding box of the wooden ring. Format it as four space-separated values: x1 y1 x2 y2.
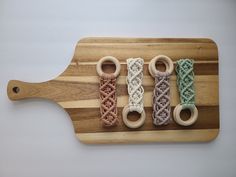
96 56 121 77
148 55 174 77
122 105 146 128
173 104 198 126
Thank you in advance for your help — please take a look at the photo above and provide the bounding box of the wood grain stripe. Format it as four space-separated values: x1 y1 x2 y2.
73 38 218 62
55 75 218 107
61 62 218 76
67 106 219 133
77 129 219 144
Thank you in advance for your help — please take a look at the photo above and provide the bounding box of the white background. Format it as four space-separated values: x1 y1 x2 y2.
0 0 236 177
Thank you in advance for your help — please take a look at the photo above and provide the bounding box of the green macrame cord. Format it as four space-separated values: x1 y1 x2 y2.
176 59 195 109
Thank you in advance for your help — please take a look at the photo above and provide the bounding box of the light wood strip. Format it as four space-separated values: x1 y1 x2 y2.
56 75 219 108
74 44 217 62
77 129 219 144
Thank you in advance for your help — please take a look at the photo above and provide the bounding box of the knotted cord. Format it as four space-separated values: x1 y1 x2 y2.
126 58 144 113
99 74 118 127
176 59 195 108
153 72 171 125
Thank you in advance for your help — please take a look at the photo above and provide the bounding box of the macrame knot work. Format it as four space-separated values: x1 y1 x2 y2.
173 59 198 126
153 72 171 125
99 74 118 126
127 58 144 113
176 59 195 105
96 56 121 127
149 55 174 126
122 58 145 129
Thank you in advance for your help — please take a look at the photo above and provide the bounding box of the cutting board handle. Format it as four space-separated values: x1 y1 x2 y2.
7 80 52 101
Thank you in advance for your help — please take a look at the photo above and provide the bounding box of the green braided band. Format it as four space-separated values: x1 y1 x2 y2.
176 59 195 108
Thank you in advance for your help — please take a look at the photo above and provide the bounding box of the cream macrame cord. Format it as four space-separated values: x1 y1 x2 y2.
122 58 146 128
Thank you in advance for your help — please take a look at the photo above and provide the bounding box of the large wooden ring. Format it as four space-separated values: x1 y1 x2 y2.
96 56 121 77
173 104 198 126
148 55 174 77
122 105 146 128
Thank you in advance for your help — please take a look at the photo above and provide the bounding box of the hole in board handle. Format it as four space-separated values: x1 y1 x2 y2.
12 86 20 94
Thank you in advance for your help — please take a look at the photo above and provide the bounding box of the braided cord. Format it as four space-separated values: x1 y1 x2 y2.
176 59 195 108
153 72 171 125
99 74 118 127
126 58 144 113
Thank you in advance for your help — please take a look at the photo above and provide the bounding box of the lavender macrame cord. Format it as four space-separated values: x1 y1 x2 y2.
153 72 172 126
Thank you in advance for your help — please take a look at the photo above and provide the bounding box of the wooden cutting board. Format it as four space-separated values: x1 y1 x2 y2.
7 37 219 144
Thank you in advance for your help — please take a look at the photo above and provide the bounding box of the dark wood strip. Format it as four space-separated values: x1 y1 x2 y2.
61 62 218 76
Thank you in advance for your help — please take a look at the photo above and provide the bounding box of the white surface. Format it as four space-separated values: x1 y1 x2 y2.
0 0 236 176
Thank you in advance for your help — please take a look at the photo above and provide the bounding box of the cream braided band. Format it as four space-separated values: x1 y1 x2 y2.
122 58 146 128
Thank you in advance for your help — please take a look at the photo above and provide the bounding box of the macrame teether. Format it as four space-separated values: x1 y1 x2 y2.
148 55 174 126
122 58 146 128
173 59 198 126
96 56 121 127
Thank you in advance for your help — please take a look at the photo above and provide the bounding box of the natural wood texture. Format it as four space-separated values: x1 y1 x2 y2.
7 37 219 144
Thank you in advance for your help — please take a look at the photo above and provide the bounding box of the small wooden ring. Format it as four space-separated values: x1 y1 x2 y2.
96 56 121 77
122 105 146 128
148 55 174 77
173 104 198 126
